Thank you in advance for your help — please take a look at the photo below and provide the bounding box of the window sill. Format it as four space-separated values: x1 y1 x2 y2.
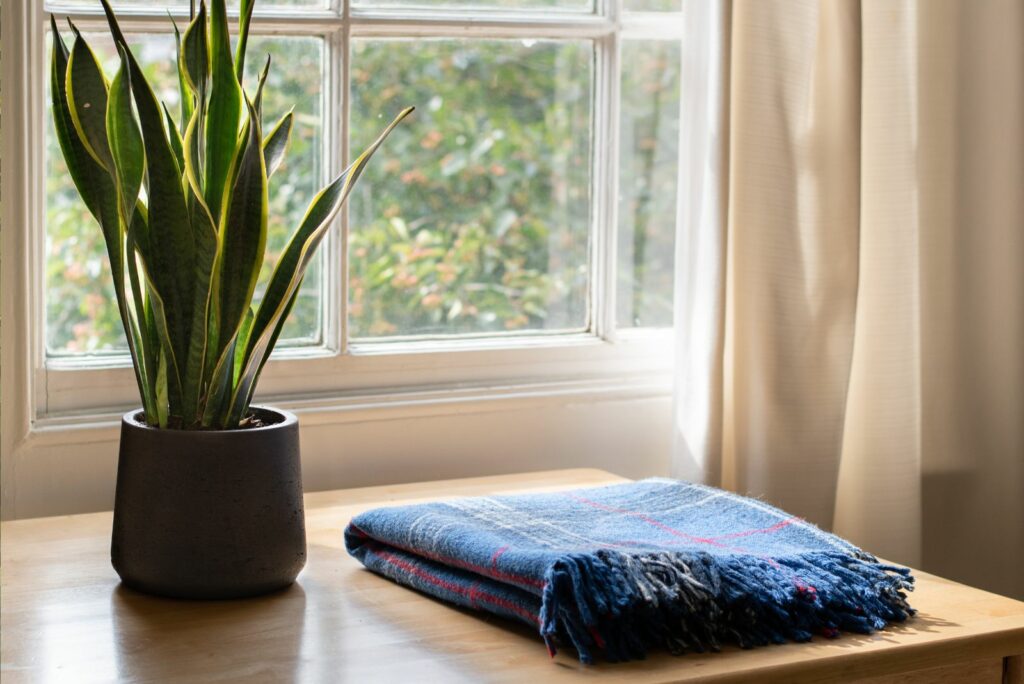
27 371 671 447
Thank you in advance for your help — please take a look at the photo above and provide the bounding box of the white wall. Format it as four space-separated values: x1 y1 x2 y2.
3 393 673 519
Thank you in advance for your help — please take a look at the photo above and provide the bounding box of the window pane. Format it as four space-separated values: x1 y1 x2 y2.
249 36 325 345
352 0 590 11
349 39 592 338
50 0 324 8
616 39 680 328
623 0 680 10
45 33 324 354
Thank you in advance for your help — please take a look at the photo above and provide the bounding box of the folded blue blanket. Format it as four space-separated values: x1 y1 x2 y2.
344 479 914 663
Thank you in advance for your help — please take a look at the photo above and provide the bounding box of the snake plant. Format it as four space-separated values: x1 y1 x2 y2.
50 0 412 429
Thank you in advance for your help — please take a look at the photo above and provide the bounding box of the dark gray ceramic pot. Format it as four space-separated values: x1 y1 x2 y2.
111 406 306 599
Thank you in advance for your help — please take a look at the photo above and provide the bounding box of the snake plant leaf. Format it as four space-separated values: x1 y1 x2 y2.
126 206 160 419
263 110 293 179
50 19 106 223
156 351 170 428
233 307 256 384
97 0 128 51
224 107 415 425
235 0 256 82
179 5 210 205
256 286 298 380
252 55 271 121
137 253 185 419
101 0 197 397
180 2 209 112
181 132 219 423
179 98 219 422
66 30 114 172
164 103 186 174
208 97 267 394
107 51 158 420
107 46 155 416
182 182 218 423
182 107 209 213
106 50 144 226
170 15 193 134
200 319 243 426
204 0 243 220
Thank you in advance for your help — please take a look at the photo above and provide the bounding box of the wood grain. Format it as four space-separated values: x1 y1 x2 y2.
2 468 1023 683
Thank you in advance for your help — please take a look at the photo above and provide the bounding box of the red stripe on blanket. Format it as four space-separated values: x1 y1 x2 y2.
350 524 546 589
365 543 541 626
566 495 800 550
709 517 799 540
565 494 732 548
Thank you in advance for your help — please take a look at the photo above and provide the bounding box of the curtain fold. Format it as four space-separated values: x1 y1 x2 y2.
674 0 1024 598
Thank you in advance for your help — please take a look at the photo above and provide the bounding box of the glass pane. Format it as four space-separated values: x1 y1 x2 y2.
623 0 680 10
45 33 324 354
248 36 325 345
616 39 680 328
349 39 592 338
352 0 590 11
50 0 324 8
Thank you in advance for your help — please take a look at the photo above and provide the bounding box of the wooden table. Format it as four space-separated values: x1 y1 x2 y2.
2 469 1023 683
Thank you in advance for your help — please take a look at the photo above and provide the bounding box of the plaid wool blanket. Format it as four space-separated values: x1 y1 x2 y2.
344 479 914 663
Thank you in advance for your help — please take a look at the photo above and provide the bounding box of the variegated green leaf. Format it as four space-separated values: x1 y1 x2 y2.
256 286 298 379
181 182 218 424
164 102 185 172
179 4 208 204
204 0 242 220
139 256 184 419
263 110 293 179
252 55 271 121
207 97 267 389
233 307 255 385
50 19 107 224
170 14 193 135
101 0 196 404
182 106 209 213
126 206 160 420
106 49 144 225
66 28 114 172
156 351 170 428
105 51 161 422
180 2 209 114
235 0 256 83
200 324 242 427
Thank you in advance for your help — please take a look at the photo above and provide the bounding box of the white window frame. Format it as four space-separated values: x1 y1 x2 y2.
2 0 680 433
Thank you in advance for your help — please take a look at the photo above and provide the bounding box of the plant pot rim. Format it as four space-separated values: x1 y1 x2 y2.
121 405 297 433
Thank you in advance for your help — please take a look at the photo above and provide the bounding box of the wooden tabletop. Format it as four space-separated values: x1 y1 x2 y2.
2 468 1023 683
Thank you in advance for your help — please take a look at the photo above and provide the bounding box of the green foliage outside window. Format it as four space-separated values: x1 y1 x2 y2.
46 30 680 353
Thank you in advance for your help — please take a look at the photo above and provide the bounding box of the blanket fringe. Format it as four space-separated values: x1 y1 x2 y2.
539 550 914 664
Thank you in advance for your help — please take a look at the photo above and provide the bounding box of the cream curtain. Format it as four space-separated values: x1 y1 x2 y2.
674 0 1024 599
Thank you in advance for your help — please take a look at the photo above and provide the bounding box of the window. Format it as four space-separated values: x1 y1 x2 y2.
9 0 682 418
